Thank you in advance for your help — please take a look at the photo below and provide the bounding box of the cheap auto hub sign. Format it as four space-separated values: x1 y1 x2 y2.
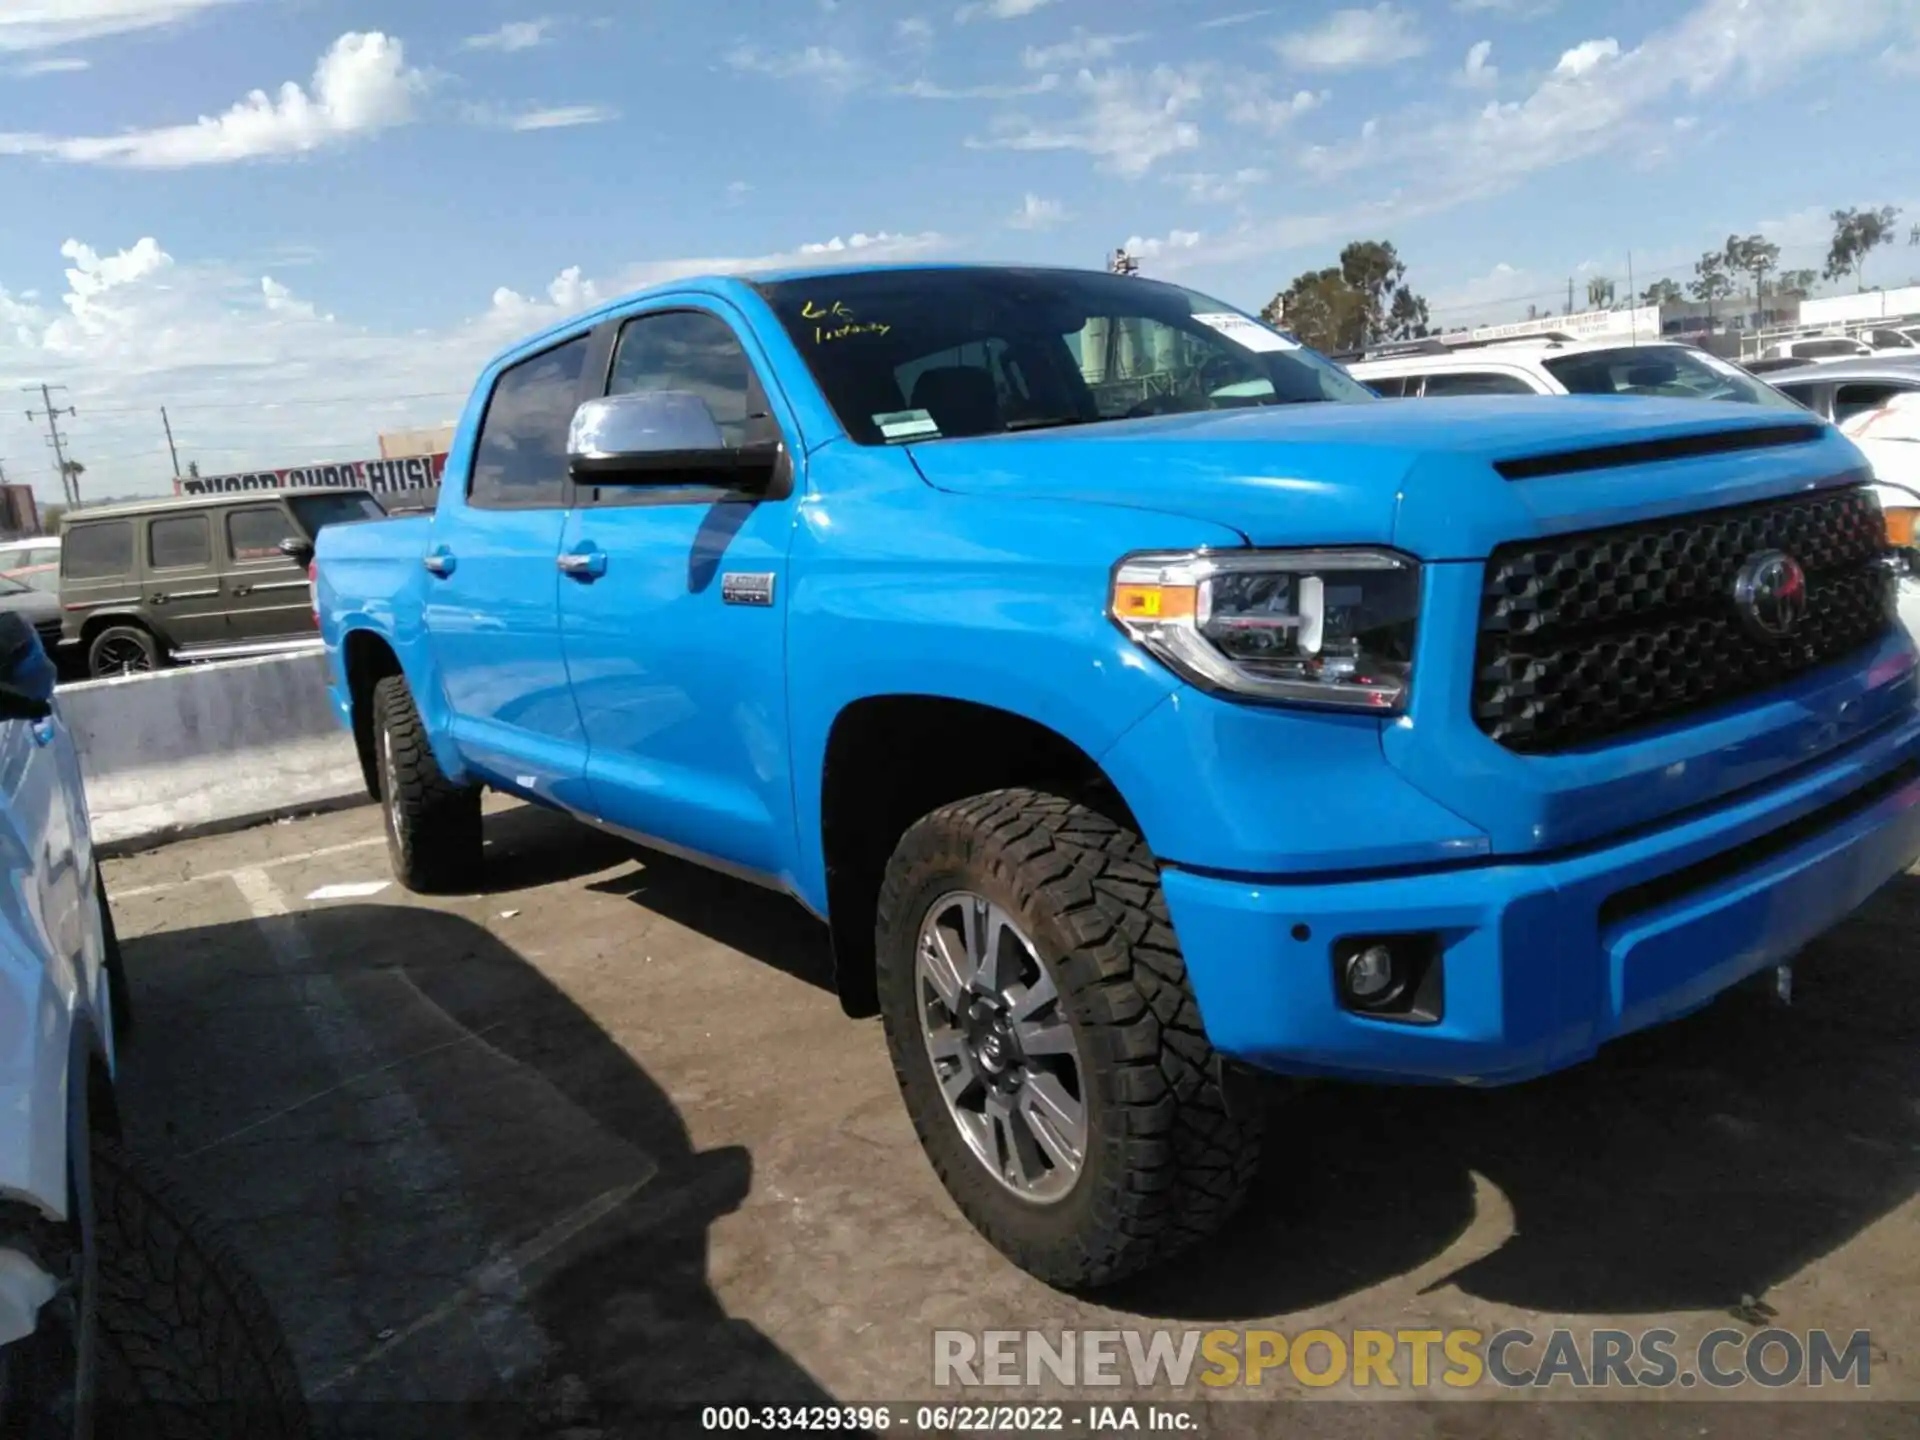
173 452 448 497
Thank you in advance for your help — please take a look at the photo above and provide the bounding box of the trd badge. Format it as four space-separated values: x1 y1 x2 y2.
721 572 777 607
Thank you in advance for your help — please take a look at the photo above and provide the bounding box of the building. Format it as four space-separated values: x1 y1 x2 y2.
379 424 456 459
1800 285 1920 328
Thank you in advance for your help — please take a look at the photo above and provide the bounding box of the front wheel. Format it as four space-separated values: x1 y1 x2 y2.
876 789 1263 1289
85 627 161 680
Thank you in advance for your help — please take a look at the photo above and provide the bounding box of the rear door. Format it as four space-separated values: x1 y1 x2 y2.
142 511 227 649
58 519 139 644
220 500 316 641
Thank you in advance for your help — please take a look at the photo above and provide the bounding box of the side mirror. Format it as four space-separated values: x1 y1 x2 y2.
567 392 779 489
278 536 315 566
0 611 55 721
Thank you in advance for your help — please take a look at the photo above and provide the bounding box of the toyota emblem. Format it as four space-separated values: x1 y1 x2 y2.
1733 549 1808 640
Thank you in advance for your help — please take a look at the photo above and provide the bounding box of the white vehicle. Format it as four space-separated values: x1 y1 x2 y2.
1344 334 1807 410
1841 392 1920 640
0 613 305 1434
0 538 60 596
1761 335 1876 363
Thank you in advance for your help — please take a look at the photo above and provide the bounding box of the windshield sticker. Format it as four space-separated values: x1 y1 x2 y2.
1192 312 1299 352
875 409 941 441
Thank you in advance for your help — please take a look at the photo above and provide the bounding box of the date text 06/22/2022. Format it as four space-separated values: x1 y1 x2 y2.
700 1404 1197 1433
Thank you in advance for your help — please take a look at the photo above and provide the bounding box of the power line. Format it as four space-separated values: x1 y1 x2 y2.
73 389 468 415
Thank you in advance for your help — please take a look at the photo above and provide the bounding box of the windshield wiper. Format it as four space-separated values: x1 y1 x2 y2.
1002 415 1097 432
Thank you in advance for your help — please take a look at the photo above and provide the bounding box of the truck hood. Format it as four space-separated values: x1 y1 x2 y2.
905 398 1864 559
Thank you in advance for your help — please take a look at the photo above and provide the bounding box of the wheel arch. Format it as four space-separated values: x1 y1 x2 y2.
816 694 1139 1018
342 627 404 799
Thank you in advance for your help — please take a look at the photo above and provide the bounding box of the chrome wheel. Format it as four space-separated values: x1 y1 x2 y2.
916 891 1088 1204
381 725 399 838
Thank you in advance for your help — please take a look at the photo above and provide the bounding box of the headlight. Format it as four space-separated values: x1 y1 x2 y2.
1109 548 1419 711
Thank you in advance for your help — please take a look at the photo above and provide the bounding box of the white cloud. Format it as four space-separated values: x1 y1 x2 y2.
1553 37 1619 78
1297 0 1920 209
1022 29 1145 68
1275 5 1425 70
1122 229 1202 265
508 104 618 130
726 179 752 198
1007 193 1065 229
724 44 863 97
0 0 241 52
14 56 90 75
895 16 935 53
1453 0 1558 14
0 229 952 502
1225 80 1327 132
899 74 1059 99
463 19 552 52
1198 9 1271 29
955 0 1053 21
0 31 424 167
1170 167 1269 203
1459 39 1496 87
969 64 1204 177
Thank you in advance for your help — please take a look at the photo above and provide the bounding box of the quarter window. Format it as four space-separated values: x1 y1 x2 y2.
1418 371 1539 397
470 335 591 507
149 514 211 569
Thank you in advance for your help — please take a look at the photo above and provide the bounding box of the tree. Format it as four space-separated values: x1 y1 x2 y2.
1689 250 1734 322
1261 238 1430 353
1641 278 1683 307
186 460 201 479
1724 232 1780 308
1825 205 1900 289
1585 276 1615 309
1775 267 1818 298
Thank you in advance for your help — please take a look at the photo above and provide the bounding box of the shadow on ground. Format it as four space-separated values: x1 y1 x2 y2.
116 895 840 1438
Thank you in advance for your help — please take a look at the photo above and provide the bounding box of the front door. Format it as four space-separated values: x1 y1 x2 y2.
219 501 316 641
555 303 799 881
424 332 592 810
142 510 228 650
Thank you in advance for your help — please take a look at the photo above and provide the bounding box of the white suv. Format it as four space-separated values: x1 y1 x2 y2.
1345 334 1808 409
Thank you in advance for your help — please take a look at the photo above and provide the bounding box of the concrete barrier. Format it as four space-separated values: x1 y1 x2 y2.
58 649 370 854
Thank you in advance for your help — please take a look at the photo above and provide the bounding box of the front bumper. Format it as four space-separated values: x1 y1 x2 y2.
1161 706 1920 1085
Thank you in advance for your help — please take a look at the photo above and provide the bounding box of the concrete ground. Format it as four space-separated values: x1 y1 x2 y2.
103 797 1920 1437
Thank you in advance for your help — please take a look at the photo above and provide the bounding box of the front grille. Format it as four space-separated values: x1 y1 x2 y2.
1474 486 1897 752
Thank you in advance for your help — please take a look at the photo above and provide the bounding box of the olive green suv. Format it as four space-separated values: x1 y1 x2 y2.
59 488 384 678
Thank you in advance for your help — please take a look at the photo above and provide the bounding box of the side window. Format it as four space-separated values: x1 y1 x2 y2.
227 505 297 561
471 335 591 506
149 514 211 569
1834 382 1915 425
1364 374 1410 397
1420 370 1538 397
62 521 133 580
608 312 761 448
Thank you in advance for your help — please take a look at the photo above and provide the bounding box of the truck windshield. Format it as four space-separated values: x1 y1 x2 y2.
1543 346 1805 411
754 267 1374 444
288 493 387 534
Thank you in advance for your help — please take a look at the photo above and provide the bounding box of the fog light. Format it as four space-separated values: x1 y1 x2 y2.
1351 948 1397 1006
1343 944 1401 1004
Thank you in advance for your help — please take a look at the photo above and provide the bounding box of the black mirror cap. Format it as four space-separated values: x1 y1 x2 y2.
0 610 55 720
278 536 316 564
569 441 783 492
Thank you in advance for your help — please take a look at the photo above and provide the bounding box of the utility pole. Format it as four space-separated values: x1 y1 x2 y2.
23 384 76 505
161 406 181 477
1567 276 1575 315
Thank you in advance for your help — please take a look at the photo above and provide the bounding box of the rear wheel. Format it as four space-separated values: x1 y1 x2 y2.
85 628 161 680
876 788 1263 1289
371 675 481 893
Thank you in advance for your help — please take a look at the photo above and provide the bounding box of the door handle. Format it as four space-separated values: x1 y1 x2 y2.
558 548 608 580
231 585 253 598
149 593 169 605
423 549 456 577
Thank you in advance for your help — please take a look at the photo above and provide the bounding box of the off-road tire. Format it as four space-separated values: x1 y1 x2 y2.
91 1134 309 1439
876 788 1263 1289
371 674 481 894
85 626 163 680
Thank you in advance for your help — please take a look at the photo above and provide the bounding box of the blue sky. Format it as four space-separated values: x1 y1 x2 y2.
3 0 1919 500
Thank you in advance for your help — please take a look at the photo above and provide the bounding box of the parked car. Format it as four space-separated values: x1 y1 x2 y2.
59 488 385 678
0 537 61 595
1760 335 1876 363
318 262 1920 1289
0 612 308 1435
1762 353 1920 425
1344 334 1805 409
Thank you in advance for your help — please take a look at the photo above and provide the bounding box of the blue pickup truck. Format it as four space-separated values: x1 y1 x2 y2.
316 263 1920 1288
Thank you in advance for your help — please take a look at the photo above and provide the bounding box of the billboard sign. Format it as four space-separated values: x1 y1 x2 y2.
1468 305 1662 344
175 452 448 497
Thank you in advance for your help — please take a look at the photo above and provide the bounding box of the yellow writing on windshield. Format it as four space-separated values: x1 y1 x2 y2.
815 321 891 343
802 300 855 321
